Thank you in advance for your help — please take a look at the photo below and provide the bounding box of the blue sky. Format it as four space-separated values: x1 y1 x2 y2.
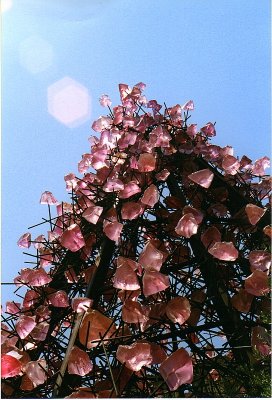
2 0 270 305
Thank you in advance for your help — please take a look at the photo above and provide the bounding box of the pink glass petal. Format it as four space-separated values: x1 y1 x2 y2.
200 122 216 137
48 290 69 307
5 302 21 314
118 181 142 199
40 191 60 205
143 270 170 296
72 298 93 313
208 241 238 261
17 232 31 248
25 360 47 387
60 224 86 252
222 155 240 175
112 263 140 291
159 348 193 391
231 289 254 313
99 94 112 107
138 241 164 271
248 250 271 274
245 204 266 225
28 268 52 286
82 206 103 224
181 100 194 110
138 153 156 172
121 202 144 220
244 270 270 296
188 169 214 189
15 315 36 339
116 342 152 371
1 354 21 378
201 226 221 249
31 322 50 342
79 310 116 349
165 297 191 325
122 300 148 324
141 184 159 207
68 346 93 376
103 221 123 242
175 213 198 238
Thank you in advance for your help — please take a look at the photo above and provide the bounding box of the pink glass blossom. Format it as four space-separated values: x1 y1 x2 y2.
138 241 164 271
22 290 40 309
165 297 191 325
48 290 69 307
187 124 197 138
72 298 93 313
188 169 214 189
251 326 271 356
1 354 21 378
222 155 240 175
248 250 271 274
141 184 159 207
99 94 112 107
121 202 144 220
183 206 204 224
60 224 86 252
40 191 60 205
5 302 21 314
15 315 36 339
17 232 31 248
201 226 221 249
181 100 194 110
113 263 140 291
159 348 193 391
200 122 216 137
245 204 266 225
244 270 270 296
91 116 112 132
251 156 270 176
103 177 124 192
116 342 152 371
118 181 141 199
143 270 170 296
175 213 198 238
231 289 254 313
31 322 50 342
103 221 123 242
79 310 116 349
156 169 170 181
122 300 148 324
65 268 79 283
25 359 47 387
68 346 93 376
138 153 156 172
208 241 238 261
28 268 52 287
82 206 103 224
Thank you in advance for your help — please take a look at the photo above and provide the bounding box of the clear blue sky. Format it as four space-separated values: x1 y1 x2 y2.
2 0 271 305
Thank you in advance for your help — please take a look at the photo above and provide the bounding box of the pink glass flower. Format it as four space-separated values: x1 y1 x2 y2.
71 298 93 313
183 206 203 224
143 270 170 296
188 169 214 189
119 181 141 199
159 348 193 391
222 155 240 175
138 241 164 271
112 263 140 291
17 232 31 248
15 315 36 339
5 302 21 314
31 322 50 342
244 270 270 296
79 310 116 349
103 177 124 192
82 206 103 224
121 202 144 220
91 116 112 132
48 290 69 307
99 94 112 107
25 359 47 387
121 300 148 324
251 156 270 176
200 122 216 137
165 297 191 325
103 221 123 242
181 100 194 110
231 289 254 313
40 191 60 205
245 204 266 225
141 184 159 207
155 169 170 181
116 342 152 371
1 354 21 378
175 213 198 238
60 224 86 252
187 124 197 138
138 153 156 172
248 250 271 274
208 241 238 261
201 226 221 248
68 346 93 376
28 268 52 287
